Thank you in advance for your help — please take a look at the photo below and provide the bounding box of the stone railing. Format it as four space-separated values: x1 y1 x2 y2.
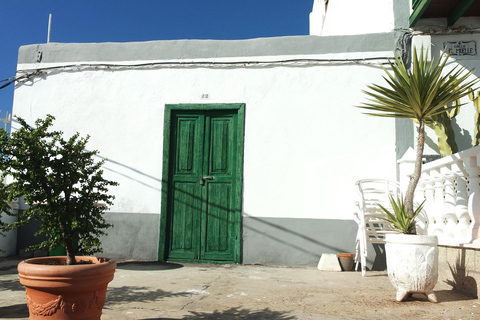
399 145 480 247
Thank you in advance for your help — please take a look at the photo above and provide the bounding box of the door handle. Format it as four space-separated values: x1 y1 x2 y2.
200 176 215 185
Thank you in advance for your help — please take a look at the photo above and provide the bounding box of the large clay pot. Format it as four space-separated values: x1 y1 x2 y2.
18 256 116 320
385 234 438 302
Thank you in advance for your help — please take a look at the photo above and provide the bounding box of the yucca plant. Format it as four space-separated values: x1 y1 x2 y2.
358 47 478 233
378 195 424 234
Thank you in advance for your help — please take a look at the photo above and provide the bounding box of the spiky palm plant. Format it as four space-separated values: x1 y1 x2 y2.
378 195 425 234
358 47 478 233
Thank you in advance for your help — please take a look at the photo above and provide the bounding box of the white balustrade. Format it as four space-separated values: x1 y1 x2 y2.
399 145 480 247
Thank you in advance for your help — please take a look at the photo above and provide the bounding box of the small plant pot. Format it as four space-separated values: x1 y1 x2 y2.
338 253 355 271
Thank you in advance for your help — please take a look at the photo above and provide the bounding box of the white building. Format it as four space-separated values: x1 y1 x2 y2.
9 1 480 270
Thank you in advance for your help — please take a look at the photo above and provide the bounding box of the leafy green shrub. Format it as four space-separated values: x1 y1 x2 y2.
0 115 118 264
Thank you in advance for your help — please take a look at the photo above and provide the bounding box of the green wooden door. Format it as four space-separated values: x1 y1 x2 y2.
161 105 244 263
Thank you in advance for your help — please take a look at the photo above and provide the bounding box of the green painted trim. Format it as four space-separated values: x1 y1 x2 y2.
158 103 245 263
235 104 245 264
448 0 475 26
409 0 433 27
412 0 422 11
158 106 173 261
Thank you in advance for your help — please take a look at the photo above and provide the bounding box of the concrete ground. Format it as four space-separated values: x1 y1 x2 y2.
1 257 479 320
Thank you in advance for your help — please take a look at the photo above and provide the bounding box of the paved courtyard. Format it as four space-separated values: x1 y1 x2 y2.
1 257 479 319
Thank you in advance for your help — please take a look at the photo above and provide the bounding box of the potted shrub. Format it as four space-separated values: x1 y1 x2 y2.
0 115 118 319
377 194 439 302
357 47 478 302
0 130 17 255
1 129 21 257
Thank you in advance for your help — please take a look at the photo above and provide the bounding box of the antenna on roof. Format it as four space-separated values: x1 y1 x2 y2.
47 14 52 43
0 111 12 130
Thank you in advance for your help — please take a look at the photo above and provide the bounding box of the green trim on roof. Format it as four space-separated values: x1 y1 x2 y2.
448 0 476 26
410 0 433 27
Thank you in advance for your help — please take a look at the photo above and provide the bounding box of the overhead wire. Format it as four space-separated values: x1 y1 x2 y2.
1 30 418 87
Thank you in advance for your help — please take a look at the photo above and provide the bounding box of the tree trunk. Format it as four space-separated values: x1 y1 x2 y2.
59 219 76 265
65 240 76 265
404 120 425 234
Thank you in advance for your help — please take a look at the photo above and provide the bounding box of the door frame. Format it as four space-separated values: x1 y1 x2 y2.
158 103 245 263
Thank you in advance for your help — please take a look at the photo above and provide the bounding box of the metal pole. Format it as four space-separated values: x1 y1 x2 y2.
47 14 52 43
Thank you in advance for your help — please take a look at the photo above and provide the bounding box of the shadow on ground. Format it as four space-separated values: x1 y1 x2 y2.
434 290 478 302
139 307 295 320
116 261 183 271
0 304 29 318
444 250 478 298
0 278 23 291
106 286 190 304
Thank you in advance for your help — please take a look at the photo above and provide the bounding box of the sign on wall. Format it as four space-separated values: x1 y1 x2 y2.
443 41 477 56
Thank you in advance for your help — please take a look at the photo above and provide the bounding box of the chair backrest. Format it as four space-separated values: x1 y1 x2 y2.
355 179 401 243
356 179 401 216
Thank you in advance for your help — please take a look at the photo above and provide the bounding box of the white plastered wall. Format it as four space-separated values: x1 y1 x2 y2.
13 53 398 222
411 34 480 156
321 0 395 36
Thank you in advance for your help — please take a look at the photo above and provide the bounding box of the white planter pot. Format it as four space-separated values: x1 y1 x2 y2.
385 234 438 302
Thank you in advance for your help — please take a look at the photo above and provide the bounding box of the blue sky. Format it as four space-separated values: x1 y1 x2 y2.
0 0 313 129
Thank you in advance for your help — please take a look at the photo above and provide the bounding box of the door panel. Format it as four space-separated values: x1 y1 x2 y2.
168 182 198 260
201 113 236 261
203 183 233 260
165 108 242 263
167 113 203 260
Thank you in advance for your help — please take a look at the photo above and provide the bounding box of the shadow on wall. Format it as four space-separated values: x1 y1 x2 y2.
444 248 478 298
15 150 359 265
370 243 387 272
139 307 295 320
96 155 359 260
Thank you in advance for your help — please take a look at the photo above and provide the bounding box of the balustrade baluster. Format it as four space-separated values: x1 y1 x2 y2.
465 156 480 244
415 180 428 234
453 162 470 243
442 166 457 242
423 173 436 236
432 170 446 239
405 145 480 247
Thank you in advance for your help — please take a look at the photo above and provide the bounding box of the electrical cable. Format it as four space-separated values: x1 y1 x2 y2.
0 74 32 90
0 56 398 88
2 31 418 86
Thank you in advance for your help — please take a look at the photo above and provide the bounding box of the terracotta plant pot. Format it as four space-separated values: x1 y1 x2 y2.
337 253 355 271
18 256 116 320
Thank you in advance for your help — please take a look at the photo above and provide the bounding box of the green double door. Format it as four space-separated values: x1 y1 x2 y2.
160 104 244 263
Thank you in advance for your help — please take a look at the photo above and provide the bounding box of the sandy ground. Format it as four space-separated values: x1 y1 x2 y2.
1 257 479 319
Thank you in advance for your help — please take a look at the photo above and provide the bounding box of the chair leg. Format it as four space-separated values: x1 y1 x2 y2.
354 239 360 271
360 248 367 276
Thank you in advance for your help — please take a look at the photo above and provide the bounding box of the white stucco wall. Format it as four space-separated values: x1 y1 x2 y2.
410 34 480 156
12 40 399 223
321 0 395 36
309 0 326 36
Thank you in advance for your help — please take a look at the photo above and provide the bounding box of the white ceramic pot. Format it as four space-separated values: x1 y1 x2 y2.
385 234 438 302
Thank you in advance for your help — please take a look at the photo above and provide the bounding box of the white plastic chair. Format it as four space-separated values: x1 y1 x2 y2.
353 179 400 276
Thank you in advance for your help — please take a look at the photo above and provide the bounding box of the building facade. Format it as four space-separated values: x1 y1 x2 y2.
10 1 480 268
